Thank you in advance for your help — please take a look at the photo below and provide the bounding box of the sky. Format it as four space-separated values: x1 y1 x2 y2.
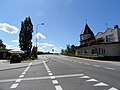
0 0 120 53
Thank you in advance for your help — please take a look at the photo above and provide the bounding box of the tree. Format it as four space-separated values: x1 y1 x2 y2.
61 45 76 56
0 39 6 49
31 46 37 59
19 17 33 57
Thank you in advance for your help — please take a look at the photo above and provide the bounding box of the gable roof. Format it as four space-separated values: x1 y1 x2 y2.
81 23 94 36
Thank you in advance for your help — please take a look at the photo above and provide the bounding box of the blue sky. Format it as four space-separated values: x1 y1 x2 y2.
0 0 120 52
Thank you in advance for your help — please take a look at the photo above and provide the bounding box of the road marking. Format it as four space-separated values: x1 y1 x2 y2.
85 63 90 65
29 62 32 66
24 67 30 72
22 72 26 75
10 62 32 89
43 61 63 90
56 74 84 79
105 67 115 70
93 82 108 86
48 73 53 75
15 79 22 82
0 73 84 83
50 76 55 79
52 80 59 84
47 70 51 73
43 61 50 70
108 87 119 90
80 76 90 79
93 65 100 67
19 75 24 78
86 78 98 82
10 83 19 89
55 85 63 90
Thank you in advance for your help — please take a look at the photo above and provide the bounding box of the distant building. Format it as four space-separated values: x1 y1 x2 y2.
0 40 11 59
75 23 120 60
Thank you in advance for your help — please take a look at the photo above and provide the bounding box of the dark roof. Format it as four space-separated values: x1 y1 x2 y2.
81 23 94 36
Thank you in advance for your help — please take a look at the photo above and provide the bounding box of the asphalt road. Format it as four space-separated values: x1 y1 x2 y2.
0 55 120 90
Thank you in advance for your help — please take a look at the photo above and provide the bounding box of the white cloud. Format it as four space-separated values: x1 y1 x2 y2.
35 33 46 39
39 43 55 47
0 23 19 34
11 40 19 43
3 42 20 50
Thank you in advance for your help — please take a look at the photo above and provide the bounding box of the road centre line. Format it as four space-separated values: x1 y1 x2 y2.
19 75 24 78
22 72 26 75
47 70 51 73
43 61 63 90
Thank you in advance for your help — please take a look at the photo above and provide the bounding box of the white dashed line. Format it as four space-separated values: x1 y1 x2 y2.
47 70 51 73
15 79 22 83
43 61 63 90
10 62 32 89
19 75 24 78
22 72 26 75
55 85 63 90
24 67 30 72
10 83 19 89
52 80 59 84
46 68 50 71
48 73 53 76
29 62 32 66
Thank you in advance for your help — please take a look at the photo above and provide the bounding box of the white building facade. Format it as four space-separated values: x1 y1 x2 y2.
75 24 120 60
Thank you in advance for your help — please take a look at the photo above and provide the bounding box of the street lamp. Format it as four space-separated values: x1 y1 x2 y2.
36 23 45 52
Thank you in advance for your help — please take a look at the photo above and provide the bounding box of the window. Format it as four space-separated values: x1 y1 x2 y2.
106 34 114 42
92 49 97 54
98 48 105 55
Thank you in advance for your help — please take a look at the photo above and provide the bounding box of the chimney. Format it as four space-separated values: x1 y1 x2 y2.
114 25 119 29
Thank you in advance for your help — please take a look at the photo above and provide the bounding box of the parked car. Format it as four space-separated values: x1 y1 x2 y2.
10 54 22 63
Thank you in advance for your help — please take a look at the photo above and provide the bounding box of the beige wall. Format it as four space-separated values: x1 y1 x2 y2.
76 43 120 56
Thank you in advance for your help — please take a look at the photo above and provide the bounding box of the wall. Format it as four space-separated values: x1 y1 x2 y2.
75 43 120 57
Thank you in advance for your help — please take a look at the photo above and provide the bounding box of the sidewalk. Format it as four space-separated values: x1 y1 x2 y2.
69 56 120 66
0 59 47 71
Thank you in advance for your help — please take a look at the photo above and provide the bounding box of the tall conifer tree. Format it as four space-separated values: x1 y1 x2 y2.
19 17 33 57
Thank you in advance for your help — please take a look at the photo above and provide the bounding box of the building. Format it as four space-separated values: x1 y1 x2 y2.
0 40 11 59
75 23 120 60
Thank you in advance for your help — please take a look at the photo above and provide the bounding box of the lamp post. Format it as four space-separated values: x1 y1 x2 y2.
36 23 44 52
